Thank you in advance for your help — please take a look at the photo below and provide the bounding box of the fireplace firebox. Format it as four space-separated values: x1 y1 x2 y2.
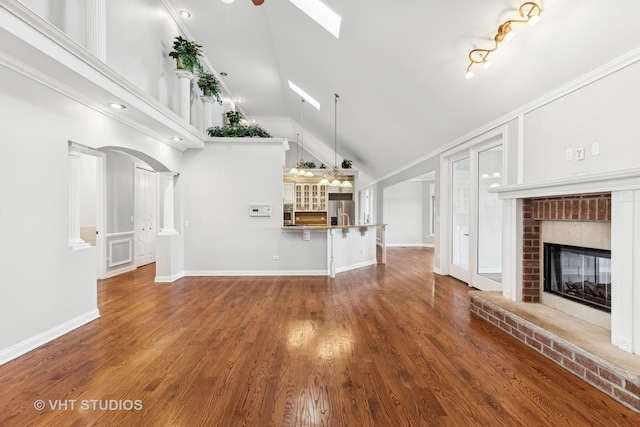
543 243 611 312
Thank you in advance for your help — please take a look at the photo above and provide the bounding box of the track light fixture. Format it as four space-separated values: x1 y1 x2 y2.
465 2 541 79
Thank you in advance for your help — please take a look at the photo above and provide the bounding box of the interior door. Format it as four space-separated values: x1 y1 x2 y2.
473 145 503 291
135 167 157 267
449 156 470 283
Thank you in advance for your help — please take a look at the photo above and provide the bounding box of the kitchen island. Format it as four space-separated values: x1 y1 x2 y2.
282 223 386 278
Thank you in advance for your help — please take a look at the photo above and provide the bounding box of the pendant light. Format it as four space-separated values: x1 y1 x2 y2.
329 93 342 186
297 98 313 177
288 133 300 175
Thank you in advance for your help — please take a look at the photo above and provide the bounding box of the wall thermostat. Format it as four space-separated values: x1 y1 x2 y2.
249 204 271 217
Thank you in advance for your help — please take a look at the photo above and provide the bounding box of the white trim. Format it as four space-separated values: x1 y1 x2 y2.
184 270 329 277
368 48 640 187
0 3 203 150
0 309 100 366
155 271 185 283
103 265 136 278
108 238 133 267
106 231 135 238
335 260 377 274
492 167 640 199
386 243 432 248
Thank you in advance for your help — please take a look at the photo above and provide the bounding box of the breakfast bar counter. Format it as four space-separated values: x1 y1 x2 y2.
281 223 386 278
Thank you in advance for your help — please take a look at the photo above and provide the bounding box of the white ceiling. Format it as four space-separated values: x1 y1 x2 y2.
169 0 640 184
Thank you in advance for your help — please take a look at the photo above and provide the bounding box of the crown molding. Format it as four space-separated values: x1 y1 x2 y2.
0 0 207 150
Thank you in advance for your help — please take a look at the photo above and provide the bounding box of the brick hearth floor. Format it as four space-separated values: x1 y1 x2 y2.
470 291 640 413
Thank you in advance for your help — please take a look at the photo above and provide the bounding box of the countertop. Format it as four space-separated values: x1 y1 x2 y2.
281 223 386 231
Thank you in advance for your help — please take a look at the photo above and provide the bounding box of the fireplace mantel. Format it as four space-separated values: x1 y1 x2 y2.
491 168 640 357
490 167 640 199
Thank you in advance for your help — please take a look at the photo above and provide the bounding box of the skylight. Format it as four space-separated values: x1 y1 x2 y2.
288 80 320 110
288 0 341 39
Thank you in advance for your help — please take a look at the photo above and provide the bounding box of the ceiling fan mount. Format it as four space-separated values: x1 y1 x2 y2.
252 0 264 5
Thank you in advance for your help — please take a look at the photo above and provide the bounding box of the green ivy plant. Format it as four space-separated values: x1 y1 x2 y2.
197 72 222 105
225 110 243 126
169 36 203 72
207 124 272 138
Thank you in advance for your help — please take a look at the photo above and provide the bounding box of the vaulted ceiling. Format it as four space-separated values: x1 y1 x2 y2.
170 0 640 184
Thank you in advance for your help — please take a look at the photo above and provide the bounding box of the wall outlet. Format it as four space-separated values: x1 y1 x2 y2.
576 147 585 160
184 220 190 227
272 255 279 260
591 142 600 156
565 149 572 161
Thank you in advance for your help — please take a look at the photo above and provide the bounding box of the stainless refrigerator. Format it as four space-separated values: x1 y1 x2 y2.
328 193 355 226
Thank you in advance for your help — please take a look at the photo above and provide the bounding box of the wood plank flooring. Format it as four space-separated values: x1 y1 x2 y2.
1 248 639 426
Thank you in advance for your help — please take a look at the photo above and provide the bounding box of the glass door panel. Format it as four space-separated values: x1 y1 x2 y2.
451 157 470 270
477 146 503 283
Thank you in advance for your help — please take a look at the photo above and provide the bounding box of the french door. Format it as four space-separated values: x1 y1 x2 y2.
447 142 503 291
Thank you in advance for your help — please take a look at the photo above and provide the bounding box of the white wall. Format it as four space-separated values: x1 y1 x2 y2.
79 154 97 227
422 180 435 246
0 58 184 362
182 140 327 274
524 61 640 183
383 180 423 246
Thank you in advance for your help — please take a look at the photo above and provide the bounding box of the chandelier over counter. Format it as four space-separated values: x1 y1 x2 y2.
319 94 352 187
465 2 541 79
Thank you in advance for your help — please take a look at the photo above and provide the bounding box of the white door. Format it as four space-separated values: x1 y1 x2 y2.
135 167 157 267
449 156 471 283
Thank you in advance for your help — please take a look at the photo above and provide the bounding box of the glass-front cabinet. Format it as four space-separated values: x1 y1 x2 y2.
295 184 326 211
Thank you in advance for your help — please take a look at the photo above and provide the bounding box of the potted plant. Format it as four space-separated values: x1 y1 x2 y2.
225 110 243 126
197 72 222 105
341 159 353 169
207 123 271 138
169 35 203 72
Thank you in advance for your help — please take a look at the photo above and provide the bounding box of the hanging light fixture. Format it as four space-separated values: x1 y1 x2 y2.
328 93 342 186
296 99 313 177
288 133 300 175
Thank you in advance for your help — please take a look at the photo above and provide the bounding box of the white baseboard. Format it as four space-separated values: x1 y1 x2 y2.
0 309 100 366
433 267 444 275
104 265 136 278
155 271 185 283
184 270 329 277
335 259 377 274
386 243 432 248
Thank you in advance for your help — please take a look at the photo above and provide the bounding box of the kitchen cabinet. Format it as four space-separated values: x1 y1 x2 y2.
283 182 294 204
295 183 326 211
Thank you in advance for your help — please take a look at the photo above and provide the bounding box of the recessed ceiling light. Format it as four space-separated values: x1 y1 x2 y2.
179 10 191 18
235 98 244 103
172 137 183 142
288 80 320 110
109 103 126 109
222 0 235 4
288 0 341 38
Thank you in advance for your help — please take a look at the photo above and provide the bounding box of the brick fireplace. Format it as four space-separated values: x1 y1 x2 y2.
521 193 611 303
472 168 640 412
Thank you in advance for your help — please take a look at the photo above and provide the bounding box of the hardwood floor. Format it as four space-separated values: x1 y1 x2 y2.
1 248 639 426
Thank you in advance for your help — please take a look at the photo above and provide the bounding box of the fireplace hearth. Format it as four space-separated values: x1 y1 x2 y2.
543 243 611 312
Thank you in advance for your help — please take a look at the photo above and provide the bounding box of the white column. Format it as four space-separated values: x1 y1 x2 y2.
611 190 640 354
159 172 178 235
174 70 194 123
501 198 523 301
86 0 107 61
69 153 90 250
201 95 214 133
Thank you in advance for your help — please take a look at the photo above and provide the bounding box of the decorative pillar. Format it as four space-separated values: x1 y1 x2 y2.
201 95 214 133
174 70 194 123
86 0 107 61
159 172 178 235
69 153 90 250
611 190 640 354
